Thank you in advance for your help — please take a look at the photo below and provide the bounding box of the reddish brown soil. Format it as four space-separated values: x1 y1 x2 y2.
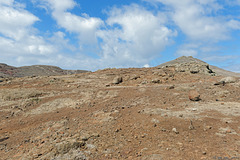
0 67 239 160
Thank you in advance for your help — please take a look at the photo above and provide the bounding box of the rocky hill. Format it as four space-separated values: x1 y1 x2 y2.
157 56 240 77
0 63 89 78
0 57 239 159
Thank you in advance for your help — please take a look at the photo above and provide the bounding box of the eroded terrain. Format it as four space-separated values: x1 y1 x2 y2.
0 66 239 160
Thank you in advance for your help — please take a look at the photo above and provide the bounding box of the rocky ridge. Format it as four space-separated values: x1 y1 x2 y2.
0 63 89 78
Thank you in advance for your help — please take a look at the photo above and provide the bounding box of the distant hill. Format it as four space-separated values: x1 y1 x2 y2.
157 56 240 77
0 63 89 78
1 56 239 78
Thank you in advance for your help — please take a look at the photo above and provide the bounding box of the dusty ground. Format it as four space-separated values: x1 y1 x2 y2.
0 67 239 160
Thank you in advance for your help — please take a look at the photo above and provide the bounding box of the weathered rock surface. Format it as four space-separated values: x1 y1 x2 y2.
220 76 237 83
188 90 201 101
112 76 123 84
157 56 215 75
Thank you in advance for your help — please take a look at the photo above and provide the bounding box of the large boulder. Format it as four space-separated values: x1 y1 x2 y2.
220 77 237 83
113 76 123 84
188 90 201 101
214 76 237 85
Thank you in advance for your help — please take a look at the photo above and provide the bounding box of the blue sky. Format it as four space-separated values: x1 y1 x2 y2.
0 0 240 72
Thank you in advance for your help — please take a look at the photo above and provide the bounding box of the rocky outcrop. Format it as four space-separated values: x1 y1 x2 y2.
157 56 240 77
214 76 238 85
112 76 123 84
220 77 237 83
157 56 215 75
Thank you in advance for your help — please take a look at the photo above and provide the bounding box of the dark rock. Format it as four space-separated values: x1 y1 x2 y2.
113 76 123 84
130 75 140 80
151 79 161 84
214 81 225 86
0 137 9 142
168 85 175 89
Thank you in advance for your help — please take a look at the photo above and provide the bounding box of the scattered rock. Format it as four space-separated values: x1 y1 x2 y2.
113 76 123 84
80 135 90 141
168 85 175 89
115 128 121 132
156 70 167 77
188 90 201 101
141 134 147 138
192 108 197 111
220 77 237 83
0 137 9 142
206 126 212 130
162 128 167 132
172 128 179 134
226 129 232 133
130 75 140 80
188 120 195 130
55 140 85 154
214 81 225 86
105 84 111 87
151 79 161 84
215 77 237 85
0 144 6 151
217 127 237 136
1 57 240 160
151 118 160 123
141 80 148 84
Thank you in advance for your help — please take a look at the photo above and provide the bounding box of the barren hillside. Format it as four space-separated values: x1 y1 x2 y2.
0 57 239 160
0 63 89 78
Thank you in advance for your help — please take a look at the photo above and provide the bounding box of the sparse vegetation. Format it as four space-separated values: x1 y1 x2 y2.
0 57 239 159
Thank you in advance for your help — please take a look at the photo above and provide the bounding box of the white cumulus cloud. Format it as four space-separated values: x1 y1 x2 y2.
41 0 103 44
0 3 39 40
34 2 176 70
0 1 57 66
96 4 176 68
154 0 231 41
148 0 240 59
